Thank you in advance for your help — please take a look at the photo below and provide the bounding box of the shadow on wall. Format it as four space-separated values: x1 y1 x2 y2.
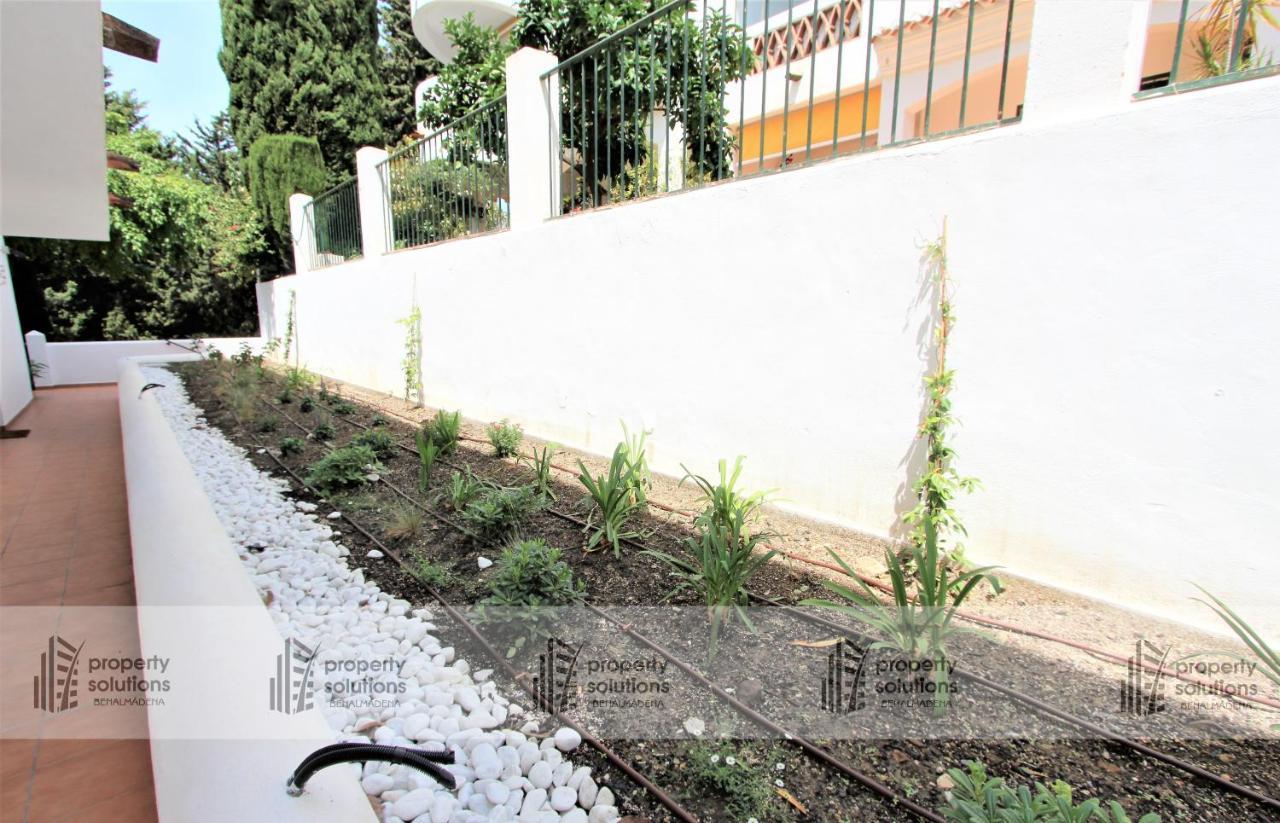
891 225 948 544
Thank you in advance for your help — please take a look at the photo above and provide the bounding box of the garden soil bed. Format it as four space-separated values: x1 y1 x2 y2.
173 361 1280 822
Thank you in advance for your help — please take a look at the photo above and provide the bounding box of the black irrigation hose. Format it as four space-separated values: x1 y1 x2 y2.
256 448 700 823
257 380 1280 815
286 742 457 797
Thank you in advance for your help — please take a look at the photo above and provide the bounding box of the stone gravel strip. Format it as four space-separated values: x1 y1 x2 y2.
144 366 621 823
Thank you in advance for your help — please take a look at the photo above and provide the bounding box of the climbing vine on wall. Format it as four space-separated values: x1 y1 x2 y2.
398 304 423 406
282 290 297 366
903 218 980 557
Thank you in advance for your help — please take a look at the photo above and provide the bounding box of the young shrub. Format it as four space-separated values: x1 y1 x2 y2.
486 418 523 458
299 395 315 413
1193 586 1279 729
305 445 382 494
646 458 776 655
276 387 294 405
619 423 652 506
802 518 1001 710
461 485 541 545
384 505 424 541
351 427 397 459
371 414 389 427
312 421 336 442
577 445 644 557
280 436 305 456
519 443 559 501
484 539 583 608
415 428 440 492
330 398 357 416
284 366 316 394
942 761 1160 823
424 409 462 454
257 415 281 433
413 555 453 588
688 743 780 823
441 468 488 512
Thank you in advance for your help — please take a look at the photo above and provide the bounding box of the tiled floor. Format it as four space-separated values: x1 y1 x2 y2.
1 386 158 822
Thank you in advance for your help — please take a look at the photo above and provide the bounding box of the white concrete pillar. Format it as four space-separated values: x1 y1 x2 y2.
356 146 391 258
288 193 314 275
23 330 52 387
505 47 561 229
650 110 685 193
1021 0 1152 125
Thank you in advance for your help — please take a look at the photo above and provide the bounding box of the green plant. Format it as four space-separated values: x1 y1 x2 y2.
941 761 1160 823
618 423 651 506
486 418 523 458
1190 0 1278 78
282 290 297 364
245 136 328 268
461 485 541 544
299 395 315 412
330 397 357 415
276 386 294 404
415 428 441 492
284 365 315 394
280 436 305 456
312 420 336 441
423 409 461 454
28 360 47 380
1192 585 1280 729
370 413 389 427
904 221 979 560
802 519 1001 710
484 539 584 607
688 743 780 823
520 443 559 501
398 305 423 406
646 458 776 655
441 467 489 511
413 555 453 588
257 415 280 433
385 505 424 541
577 445 645 557
351 427 397 459
305 445 382 494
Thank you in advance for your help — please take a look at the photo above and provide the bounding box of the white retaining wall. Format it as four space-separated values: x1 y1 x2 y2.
25 335 264 387
259 73 1280 639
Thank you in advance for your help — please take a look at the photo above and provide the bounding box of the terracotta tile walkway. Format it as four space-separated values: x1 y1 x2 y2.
0 386 158 822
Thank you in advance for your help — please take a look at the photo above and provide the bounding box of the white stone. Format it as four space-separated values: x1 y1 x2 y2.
361 772 394 794
392 788 433 820
528 760 553 789
553 728 581 752
477 556 493 569
549 786 576 812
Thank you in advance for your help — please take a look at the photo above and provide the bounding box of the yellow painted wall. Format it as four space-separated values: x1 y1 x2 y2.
734 86 881 173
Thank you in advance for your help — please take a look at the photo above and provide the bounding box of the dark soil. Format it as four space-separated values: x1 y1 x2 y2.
172 361 1280 823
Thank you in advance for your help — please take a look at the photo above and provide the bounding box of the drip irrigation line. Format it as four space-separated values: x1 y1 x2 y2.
257 447 699 823
747 592 1280 814
274 387 1280 712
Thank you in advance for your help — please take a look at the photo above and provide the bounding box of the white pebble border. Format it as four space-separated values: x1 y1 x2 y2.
145 367 621 823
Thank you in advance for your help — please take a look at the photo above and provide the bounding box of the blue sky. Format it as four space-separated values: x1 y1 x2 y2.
103 0 228 138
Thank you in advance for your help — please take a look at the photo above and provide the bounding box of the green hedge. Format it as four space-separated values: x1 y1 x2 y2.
246 135 328 266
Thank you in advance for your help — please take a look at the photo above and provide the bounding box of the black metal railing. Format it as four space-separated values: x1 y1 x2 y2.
377 96 510 251
306 177 362 270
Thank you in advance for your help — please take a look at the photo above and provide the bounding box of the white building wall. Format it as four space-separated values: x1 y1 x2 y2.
0 243 33 426
262 73 1280 639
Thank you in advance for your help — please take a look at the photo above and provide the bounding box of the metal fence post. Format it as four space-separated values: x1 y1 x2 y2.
505 47 561 229
288 193 314 275
356 147 390 257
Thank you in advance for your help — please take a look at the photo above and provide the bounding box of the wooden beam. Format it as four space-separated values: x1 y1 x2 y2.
108 192 135 209
102 12 159 62
107 151 140 172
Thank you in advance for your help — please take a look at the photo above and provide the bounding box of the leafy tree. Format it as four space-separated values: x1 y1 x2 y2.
418 0 750 209
245 135 329 268
218 0 385 178
8 83 268 341
379 0 440 143
176 111 242 192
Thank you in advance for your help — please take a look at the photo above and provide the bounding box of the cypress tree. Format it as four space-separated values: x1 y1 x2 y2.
219 0 385 179
246 135 328 271
378 0 439 144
